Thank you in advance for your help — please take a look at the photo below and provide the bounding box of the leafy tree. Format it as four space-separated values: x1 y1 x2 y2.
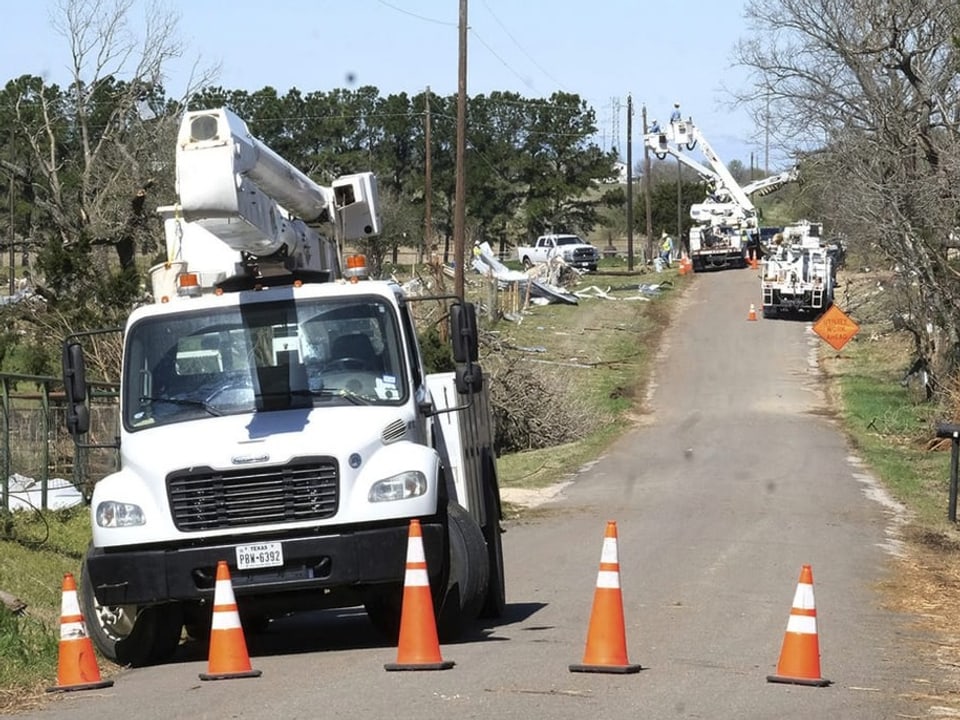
519 92 619 240
735 0 960 389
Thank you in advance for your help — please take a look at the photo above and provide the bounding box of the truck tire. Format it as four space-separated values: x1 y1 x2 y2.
79 552 183 667
522 256 533 270
479 473 506 619
436 502 489 640
364 503 489 642
364 586 403 641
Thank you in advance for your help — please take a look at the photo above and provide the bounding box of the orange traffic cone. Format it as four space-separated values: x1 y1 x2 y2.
569 521 641 674
767 565 831 687
385 519 455 671
748 304 758 321
46 573 114 693
199 561 261 681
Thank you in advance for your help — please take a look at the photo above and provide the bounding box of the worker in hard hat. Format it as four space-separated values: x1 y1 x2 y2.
650 118 661 134
659 230 674 268
670 103 682 123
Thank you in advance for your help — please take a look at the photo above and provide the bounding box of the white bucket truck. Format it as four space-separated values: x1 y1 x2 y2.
62 108 505 666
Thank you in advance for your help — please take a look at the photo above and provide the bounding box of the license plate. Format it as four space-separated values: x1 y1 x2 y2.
235 542 283 570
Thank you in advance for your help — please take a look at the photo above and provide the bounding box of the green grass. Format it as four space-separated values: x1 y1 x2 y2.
823 276 958 532
0 507 89 708
490 268 681 498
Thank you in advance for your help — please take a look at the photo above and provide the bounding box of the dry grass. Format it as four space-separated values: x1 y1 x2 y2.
824 268 960 709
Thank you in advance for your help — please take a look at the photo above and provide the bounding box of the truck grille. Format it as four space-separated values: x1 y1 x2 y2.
572 248 598 262
167 457 339 531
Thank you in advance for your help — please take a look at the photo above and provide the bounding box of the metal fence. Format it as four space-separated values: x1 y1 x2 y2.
0 372 119 512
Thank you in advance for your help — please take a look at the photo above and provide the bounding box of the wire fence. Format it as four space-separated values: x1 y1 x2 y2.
0 372 119 513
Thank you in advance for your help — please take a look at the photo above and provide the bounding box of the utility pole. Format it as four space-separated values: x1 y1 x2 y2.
676 157 683 251
642 104 653 265
626 94 634 271
7 171 13 296
764 94 771 175
453 0 468 300
7 126 14 296
424 86 432 262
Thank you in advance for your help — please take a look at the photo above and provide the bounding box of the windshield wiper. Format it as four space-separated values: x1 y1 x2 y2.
139 395 224 417
291 388 371 406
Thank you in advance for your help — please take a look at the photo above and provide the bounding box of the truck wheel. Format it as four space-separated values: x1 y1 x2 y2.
436 502 489 641
79 553 183 667
479 475 506 619
522 256 533 270
364 585 403 640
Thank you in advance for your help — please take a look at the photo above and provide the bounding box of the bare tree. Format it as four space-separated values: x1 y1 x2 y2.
0 0 224 381
9 0 217 303
734 0 960 388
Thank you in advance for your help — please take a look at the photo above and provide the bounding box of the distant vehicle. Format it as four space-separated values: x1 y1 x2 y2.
644 115 799 272
760 220 843 318
516 234 600 271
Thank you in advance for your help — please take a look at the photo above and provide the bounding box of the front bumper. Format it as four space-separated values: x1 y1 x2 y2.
86 521 445 606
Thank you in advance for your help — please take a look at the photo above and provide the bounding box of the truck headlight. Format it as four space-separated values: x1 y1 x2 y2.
96 501 145 528
368 471 427 502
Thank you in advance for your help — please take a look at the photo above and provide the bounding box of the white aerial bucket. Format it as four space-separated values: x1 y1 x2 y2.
149 260 188 301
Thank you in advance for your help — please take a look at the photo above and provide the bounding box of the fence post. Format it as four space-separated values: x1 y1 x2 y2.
1 377 8 513
41 379 51 509
935 422 960 523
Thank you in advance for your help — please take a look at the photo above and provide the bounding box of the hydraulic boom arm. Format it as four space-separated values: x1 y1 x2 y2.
173 108 381 268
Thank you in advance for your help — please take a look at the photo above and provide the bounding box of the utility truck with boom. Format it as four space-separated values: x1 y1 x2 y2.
62 107 505 666
645 116 798 272
759 220 841 318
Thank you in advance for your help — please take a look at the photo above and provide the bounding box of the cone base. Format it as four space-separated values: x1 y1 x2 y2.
385 660 455 671
569 662 642 674
199 669 263 681
767 673 831 687
46 679 114 693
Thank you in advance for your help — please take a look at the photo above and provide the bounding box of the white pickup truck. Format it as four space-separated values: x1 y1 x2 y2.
516 234 599 271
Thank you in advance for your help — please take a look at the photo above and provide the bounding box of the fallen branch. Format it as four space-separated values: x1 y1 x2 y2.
0 590 27 615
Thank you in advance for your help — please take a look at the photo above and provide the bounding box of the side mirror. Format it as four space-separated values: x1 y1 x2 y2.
454 363 483 395
450 302 478 364
63 341 90 437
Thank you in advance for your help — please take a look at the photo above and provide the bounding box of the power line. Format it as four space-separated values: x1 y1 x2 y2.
374 0 456 27
469 29 536 92
479 0 566 92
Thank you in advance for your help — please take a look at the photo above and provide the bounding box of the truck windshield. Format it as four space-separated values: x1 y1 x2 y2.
123 296 407 430
556 236 583 246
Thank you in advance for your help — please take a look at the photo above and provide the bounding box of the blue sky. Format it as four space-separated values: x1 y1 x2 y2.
0 0 776 168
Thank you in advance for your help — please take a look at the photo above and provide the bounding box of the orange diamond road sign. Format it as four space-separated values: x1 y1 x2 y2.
813 305 860 351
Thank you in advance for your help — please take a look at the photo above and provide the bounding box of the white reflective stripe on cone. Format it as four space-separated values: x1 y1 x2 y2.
600 538 618 563
211 608 243 631
60 621 88 639
785 614 818 635
404 568 430 587
596 570 621 589
791 583 815 609
406 538 426 564
61 591 81 616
